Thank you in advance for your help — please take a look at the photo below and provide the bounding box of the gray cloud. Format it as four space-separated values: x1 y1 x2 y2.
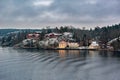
0 0 120 29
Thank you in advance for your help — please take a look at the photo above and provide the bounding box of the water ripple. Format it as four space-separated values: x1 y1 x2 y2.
0 47 120 80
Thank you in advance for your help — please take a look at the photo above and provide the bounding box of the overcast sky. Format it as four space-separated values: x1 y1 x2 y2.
0 0 120 29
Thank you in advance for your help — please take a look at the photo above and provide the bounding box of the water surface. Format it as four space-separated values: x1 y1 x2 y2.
0 47 120 80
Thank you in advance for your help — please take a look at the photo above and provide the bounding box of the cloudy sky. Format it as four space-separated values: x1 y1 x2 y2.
0 0 120 29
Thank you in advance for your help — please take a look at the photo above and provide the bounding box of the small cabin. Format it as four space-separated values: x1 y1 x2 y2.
89 41 100 49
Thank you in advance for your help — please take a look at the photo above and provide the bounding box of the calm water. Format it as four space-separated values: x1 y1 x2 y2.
0 47 120 80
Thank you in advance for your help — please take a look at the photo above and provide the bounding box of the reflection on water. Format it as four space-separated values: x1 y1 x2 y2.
0 47 120 80
58 50 81 58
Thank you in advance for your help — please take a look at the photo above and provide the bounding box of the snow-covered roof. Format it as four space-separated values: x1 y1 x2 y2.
90 41 99 46
45 32 62 37
108 37 120 44
63 32 72 35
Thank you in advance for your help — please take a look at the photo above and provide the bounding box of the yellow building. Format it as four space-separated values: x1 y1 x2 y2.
58 41 67 49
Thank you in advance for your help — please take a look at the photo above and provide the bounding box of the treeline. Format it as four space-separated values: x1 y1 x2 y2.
0 29 42 46
0 29 41 36
91 24 120 44
1 23 120 45
0 29 19 36
43 24 120 44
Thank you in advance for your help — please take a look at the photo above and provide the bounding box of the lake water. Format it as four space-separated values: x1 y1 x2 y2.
0 47 120 80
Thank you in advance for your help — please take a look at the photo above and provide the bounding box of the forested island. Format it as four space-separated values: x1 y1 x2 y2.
0 23 120 51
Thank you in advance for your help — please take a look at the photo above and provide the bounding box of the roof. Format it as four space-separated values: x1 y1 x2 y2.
45 33 62 37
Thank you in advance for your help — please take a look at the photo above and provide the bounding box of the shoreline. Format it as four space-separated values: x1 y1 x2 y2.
12 47 120 52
